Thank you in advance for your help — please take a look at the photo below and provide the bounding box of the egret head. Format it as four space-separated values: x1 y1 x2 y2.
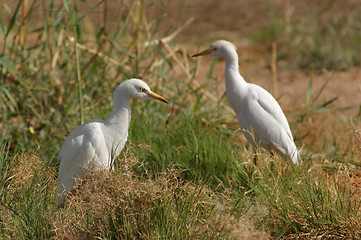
115 78 169 104
192 40 237 59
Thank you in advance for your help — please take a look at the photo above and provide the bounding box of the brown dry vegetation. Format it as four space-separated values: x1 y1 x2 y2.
53 148 270 240
0 146 272 239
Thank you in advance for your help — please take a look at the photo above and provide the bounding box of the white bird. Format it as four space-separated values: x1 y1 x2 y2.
192 40 300 164
57 78 168 207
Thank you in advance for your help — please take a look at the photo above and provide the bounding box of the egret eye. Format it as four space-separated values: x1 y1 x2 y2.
139 87 147 93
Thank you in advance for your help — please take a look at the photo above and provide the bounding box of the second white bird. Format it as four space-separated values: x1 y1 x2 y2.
192 40 300 164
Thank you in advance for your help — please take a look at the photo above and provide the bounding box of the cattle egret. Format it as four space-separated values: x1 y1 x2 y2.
192 40 300 164
57 78 168 207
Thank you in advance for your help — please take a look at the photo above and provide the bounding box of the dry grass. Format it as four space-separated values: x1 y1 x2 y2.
353 128 361 159
53 148 270 239
0 145 271 239
5 149 57 201
0 148 57 239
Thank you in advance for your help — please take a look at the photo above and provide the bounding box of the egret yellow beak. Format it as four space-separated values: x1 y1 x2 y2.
192 48 217 57
147 91 169 104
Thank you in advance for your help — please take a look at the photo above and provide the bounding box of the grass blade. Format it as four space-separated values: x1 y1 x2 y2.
0 56 21 79
62 0 71 18
0 56 37 104
2 87 17 109
306 72 313 110
5 0 22 39
205 59 216 82
315 96 338 111
312 72 334 106
0 19 5 38
63 0 84 124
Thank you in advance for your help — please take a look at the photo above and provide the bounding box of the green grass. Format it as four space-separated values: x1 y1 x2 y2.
128 112 248 188
251 1 361 70
0 0 361 239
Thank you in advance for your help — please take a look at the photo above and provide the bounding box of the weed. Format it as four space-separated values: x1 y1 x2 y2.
251 1 361 70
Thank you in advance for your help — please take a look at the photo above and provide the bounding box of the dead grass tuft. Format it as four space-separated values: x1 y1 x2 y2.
53 150 269 239
6 149 57 201
0 149 57 239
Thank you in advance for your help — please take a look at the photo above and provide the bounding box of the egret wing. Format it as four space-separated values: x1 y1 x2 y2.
57 121 108 206
244 86 294 155
251 85 293 137
251 88 299 162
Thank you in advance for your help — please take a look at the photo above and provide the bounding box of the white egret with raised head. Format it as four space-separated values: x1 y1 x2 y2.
192 40 300 164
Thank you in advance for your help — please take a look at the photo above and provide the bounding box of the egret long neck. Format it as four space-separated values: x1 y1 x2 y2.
224 48 247 92
106 99 131 125
105 96 131 158
224 48 239 70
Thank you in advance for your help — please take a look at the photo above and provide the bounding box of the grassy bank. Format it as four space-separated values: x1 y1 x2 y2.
1 0 360 239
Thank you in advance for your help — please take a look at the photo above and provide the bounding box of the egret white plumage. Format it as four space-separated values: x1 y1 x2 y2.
57 78 168 207
192 40 300 164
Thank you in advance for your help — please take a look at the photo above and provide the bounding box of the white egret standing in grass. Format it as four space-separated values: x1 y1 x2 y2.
57 78 169 207
192 40 300 164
